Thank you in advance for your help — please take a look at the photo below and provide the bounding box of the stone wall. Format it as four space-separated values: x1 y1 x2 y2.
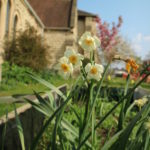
14 0 42 32
0 0 98 81
44 29 75 67
0 105 45 150
0 0 43 81
78 18 85 55
78 16 100 63
0 84 67 150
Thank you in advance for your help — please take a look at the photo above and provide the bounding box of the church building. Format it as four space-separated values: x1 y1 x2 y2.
0 0 98 80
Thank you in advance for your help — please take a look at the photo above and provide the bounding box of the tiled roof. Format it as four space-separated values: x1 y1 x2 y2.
27 0 73 28
78 10 97 18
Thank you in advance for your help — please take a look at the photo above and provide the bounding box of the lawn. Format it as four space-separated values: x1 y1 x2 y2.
0 77 149 97
0 76 149 118
0 76 73 97
0 75 73 117
0 103 23 117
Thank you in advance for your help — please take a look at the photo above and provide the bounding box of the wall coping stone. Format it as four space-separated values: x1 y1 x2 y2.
0 84 68 125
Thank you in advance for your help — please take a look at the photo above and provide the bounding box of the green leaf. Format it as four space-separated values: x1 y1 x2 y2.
109 101 150 150
101 131 123 150
27 72 67 100
77 70 150 150
144 132 150 150
1 110 8 150
14 104 25 150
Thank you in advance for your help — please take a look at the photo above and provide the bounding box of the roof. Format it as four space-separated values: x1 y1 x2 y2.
78 10 97 18
27 0 74 28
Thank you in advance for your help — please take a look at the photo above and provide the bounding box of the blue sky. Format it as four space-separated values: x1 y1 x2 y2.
78 0 150 59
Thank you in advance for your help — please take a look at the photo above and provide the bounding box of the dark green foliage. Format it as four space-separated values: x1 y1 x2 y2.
0 62 60 92
3 26 50 71
2 61 36 84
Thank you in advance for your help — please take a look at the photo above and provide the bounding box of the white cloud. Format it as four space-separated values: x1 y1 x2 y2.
135 33 142 42
131 33 150 59
143 35 150 42
133 33 150 43
132 43 142 52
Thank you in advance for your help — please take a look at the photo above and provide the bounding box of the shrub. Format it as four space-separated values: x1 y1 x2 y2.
1 62 61 86
3 26 50 71
2 61 36 84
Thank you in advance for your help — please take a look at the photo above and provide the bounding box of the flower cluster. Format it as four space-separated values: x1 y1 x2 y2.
96 16 122 51
78 32 101 51
85 63 104 81
56 32 104 81
126 58 139 73
134 97 148 110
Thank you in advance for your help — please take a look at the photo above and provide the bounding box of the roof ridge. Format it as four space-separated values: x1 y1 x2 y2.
78 9 97 17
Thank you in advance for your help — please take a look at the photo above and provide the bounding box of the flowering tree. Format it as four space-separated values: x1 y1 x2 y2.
96 16 123 60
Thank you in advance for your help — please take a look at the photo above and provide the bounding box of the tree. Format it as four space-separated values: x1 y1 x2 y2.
96 16 123 52
145 51 150 60
114 36 137 58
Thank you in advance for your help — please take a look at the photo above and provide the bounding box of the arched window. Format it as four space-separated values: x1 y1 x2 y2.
5 0 11 35
0 0 1 24
13 15 18 37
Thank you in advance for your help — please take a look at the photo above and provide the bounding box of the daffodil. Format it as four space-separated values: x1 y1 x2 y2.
126 59 139 73
85 63 104 81
64 49 83 68
107 75 111 81
131 80 135 84
56 57 73 79
134 97 148 110
78 32 100 51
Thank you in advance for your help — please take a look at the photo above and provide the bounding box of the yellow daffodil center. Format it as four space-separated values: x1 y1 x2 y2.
69 55 77 65
90 67 98 75
61 63 69 72
85 38 93 46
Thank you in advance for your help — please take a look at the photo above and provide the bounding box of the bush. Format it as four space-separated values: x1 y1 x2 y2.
1 62 61 86
3 26 50 71
2 61 36 84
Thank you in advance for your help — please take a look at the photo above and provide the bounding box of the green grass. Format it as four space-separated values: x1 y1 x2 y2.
104 77 150 90
141 82 150 90
0 103 23 117
0 75 74 117
0 76 149 118
0 76 73 97
1 76 149 97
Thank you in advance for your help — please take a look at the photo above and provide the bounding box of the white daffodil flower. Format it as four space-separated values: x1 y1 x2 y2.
56 57 73 79
64 49 83 68
85 63 104 81
93 35 101 48
134 97 148 110
78 32 100 51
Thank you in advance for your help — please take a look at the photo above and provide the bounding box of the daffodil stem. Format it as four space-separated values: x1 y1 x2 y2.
90 51 94 64
77 68 150 150
77 62 111 149
118 74 130 131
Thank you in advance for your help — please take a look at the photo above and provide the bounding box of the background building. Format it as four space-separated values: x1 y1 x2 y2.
0 0 98 81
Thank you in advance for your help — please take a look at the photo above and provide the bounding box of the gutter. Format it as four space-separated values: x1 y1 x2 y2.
44 27 71 32
23 0 45 32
